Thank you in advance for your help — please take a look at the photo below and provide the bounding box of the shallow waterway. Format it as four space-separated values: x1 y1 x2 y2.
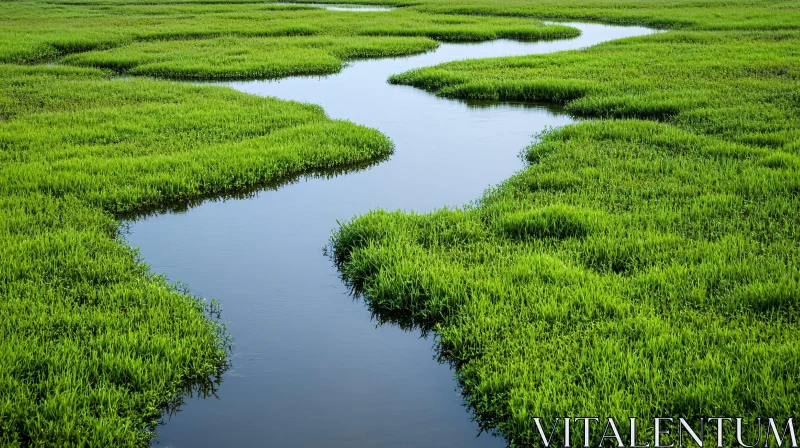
127 22 656 448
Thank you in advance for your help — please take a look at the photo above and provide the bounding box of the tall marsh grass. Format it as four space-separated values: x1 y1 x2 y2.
0 64 393 446
2 0 799 445
0 2 578 66
63 36 440 80
332 120 800 446
332 1 800 446
0 1 586 444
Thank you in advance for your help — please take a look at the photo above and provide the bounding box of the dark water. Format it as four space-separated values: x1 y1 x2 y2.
128 23 656 448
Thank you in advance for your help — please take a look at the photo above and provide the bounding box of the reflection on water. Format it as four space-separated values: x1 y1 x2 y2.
122 155 390 221
127 22 657 448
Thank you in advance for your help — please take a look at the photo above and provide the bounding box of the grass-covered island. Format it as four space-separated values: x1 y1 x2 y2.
1 0 798 445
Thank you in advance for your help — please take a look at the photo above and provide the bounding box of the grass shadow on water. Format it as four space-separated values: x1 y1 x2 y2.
120 153 391 222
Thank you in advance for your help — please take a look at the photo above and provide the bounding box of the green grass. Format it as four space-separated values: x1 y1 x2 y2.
389 30 800 148
328 1 800 446
0 0 583 444
319 0 800 31
332 122 800 446
3 0 799 445
0 64 394 446
0 2 578 66
63 36 440 80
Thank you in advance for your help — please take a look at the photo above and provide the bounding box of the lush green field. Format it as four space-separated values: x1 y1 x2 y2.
3 0 799 445
1 2 577 66
328 0 800 446
0 0 581 445
63 36 440 80
0 64 395 445
389 30 800 148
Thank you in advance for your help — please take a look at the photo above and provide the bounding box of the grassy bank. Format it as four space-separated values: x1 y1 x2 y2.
330 0 800 446
0 64 395 446
63 36 440 80
0 1 580 444
4 0 798 445
0 1 578 447
1 2 578 67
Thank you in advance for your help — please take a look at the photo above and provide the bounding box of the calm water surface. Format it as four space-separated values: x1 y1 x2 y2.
128 23 656 448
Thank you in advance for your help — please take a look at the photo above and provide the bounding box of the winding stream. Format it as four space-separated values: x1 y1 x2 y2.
127 22 657 448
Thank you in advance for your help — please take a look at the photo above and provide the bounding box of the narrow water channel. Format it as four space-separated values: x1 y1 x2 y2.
127 22 657 448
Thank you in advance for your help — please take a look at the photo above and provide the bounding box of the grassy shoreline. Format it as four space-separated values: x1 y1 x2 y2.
0 3 582 444
1 2 578 66
330 0 800 446
2 0 798 445
0 64 398 445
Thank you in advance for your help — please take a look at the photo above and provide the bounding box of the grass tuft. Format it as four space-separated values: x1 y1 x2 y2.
497 205 601 241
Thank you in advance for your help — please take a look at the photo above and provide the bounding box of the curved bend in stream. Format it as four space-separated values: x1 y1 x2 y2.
127 22 657 448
